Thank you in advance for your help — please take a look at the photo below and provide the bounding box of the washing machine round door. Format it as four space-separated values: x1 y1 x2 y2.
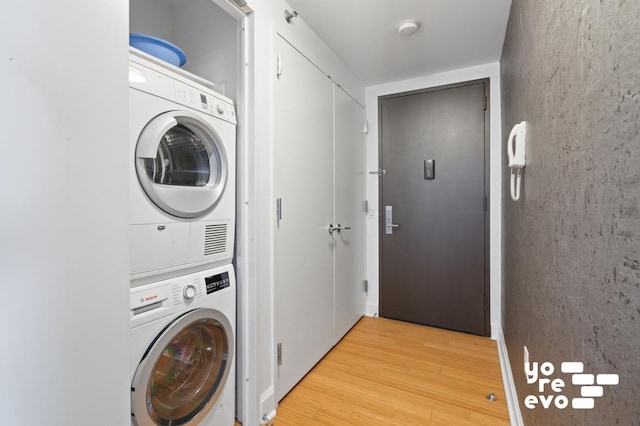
131 308 234 426
135 110 228 218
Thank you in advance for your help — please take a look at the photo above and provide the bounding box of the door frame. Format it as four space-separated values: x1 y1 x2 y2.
377 78 491 336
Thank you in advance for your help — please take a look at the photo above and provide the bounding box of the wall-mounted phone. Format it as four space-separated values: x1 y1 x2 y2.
507 121 527 201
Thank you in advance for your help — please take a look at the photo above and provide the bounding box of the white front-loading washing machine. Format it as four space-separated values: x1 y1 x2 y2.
130 264 236 426
129 48 236 282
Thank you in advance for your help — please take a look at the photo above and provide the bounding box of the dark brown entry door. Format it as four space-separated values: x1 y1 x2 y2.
379 81 489 336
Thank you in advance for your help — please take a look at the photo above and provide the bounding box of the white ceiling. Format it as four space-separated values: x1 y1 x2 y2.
286 0 512 86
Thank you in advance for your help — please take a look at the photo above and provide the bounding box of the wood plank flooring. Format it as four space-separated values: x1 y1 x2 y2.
271 316 510 425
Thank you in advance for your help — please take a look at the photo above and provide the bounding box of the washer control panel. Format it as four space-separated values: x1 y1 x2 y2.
130 265 235 326
205 272 231 294
182 284 197 301
173 276 202 305
169 270 233 306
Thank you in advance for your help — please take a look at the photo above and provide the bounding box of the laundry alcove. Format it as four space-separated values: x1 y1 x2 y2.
129 0 239 100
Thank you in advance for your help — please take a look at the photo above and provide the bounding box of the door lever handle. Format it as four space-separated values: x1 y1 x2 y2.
328 224 351 234
385 205 400 234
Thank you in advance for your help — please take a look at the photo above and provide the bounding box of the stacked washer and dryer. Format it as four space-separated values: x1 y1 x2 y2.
128 47 237 426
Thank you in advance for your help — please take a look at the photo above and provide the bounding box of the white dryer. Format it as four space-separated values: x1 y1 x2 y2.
129 48 236 281
130 264 236 426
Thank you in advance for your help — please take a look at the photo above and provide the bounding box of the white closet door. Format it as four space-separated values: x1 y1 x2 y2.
274 35 335 401
334 86 366 340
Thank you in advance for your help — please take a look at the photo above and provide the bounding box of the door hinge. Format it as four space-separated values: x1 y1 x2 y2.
364 200 369 213
483 196 488 211
276 198 282 222
276 53 282 79
277 342 283 365
364 280 369 293
483 95 487 111
363 120 369 134
228 0 253 15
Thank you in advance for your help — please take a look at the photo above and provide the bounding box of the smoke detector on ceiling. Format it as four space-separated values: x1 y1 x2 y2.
397 19 420 37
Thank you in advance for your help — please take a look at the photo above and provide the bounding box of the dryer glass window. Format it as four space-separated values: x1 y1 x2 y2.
135 110 229 218
144 124 218 187
147 317 230 425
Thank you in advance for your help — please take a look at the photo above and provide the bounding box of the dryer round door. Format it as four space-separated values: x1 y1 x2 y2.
131 308 234 426
136 111 228 218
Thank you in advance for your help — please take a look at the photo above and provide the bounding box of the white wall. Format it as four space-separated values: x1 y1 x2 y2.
174 0 239 100
0 0 130 425
248 1 364 422
364 63 503 337
130 0 174 41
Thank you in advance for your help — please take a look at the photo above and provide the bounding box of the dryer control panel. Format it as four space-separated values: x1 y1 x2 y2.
173 80 236 125
129 51 237 125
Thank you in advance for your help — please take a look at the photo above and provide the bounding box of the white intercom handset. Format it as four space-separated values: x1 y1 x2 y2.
507 121 527 201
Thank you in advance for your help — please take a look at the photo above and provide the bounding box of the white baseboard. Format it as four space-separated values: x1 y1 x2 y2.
259 386 276 424
496 325 524 426
260 409 276 425
365 303 378 317
491 322 500 340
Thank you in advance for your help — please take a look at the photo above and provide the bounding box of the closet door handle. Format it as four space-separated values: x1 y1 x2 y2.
328 224 351 234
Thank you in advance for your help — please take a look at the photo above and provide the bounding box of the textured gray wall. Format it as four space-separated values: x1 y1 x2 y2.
501 1 640 424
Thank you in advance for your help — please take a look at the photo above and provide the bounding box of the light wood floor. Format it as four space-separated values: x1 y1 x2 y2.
270 316 510 425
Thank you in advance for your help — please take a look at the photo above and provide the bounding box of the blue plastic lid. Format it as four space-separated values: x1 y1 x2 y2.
129 33 187 67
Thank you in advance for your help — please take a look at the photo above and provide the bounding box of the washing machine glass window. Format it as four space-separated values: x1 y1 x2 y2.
136 110 228 219
132 308 234 426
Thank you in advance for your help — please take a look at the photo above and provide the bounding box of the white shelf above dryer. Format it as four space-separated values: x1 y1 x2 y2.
129 46 218 91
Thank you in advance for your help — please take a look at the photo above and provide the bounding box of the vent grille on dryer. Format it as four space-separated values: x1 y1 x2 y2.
204 224 227 256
